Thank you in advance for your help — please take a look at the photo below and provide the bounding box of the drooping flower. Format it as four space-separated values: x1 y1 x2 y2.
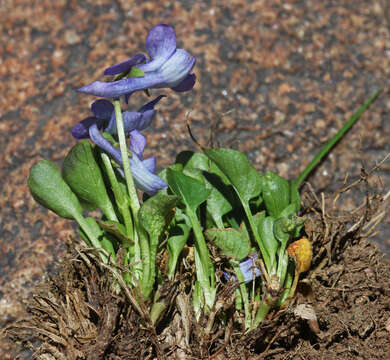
77 24 196 99
224 254 262 283
88 124 167 195
72 96 164 140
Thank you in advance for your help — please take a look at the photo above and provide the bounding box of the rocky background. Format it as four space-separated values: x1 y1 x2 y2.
0 0 389 356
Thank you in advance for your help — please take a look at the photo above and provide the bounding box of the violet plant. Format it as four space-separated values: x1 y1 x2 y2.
27 24 381 329
28 24 196 310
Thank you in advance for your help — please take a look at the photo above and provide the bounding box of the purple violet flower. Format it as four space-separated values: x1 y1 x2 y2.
72 96 164 140
224 254 262 283
88 124 167 195
77 24 196 99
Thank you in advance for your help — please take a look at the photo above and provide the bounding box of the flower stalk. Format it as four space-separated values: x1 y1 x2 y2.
113 99 140 218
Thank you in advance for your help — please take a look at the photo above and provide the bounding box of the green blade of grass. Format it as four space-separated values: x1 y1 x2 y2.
294 88 382 187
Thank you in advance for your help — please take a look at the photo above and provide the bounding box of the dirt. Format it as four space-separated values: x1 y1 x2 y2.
3 172 390 359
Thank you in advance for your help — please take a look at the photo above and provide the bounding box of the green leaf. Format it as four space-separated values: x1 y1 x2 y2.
290 181 301 213
167 223 190 278
205 223 250 260
184 151 210 170
206 184 232 228
202 172 233 228
203 148 262 202
177 150 211 173
278 261 294 306
279 203 298 218
79 199 98 211
260 171 290 218
193 281 203 320
139 192 179 244
178 151 235 223
150 301 166 325
139 192 179 298
176 151 207 169
97 220 133 247
166 168 210 212
159 163 184 178
255 216 278 269
181 167 233 227
28 160 83 219
252 211 266 223
62 141 116 219
294 88 382 187
183 167 206 182
180 150 232 186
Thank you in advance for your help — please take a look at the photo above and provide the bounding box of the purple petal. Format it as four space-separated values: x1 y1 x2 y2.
129 130 146 158
130 154 167 195
138 95 165 113
104 111 143 135
171 73 196 92
136 109 155 131
91 99 114 119
133 95 165 131
122 111 144 133
142 157 156 173
77 72 165 98
223 271 232 282
223 254 261 283
159 49 196 88
89 124 166 195
240 254 261 283
103 53 146 75
140 24 176 73
89 124 122 164
104 112 117 134
72 116 102 139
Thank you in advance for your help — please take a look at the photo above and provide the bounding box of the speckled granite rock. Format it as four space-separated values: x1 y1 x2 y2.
0 0 389 357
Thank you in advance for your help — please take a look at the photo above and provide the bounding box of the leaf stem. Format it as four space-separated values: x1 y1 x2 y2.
104 206 119 222
242 202 271 280
139 228 152 298
100 152 133 236
187 208 214 285
232 262 251 329
251 300 271 329
294 88 382 187
187 207 215 309
74 213 108 263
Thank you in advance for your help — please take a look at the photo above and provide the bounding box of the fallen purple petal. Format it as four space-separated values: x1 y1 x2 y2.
224 254 262 283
